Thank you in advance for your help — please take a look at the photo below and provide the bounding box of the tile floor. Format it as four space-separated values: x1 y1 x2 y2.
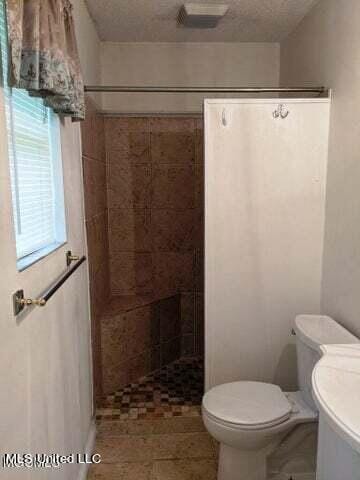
89 357 216 479
88 416 218 479
90 356 316 479
88 415 317 480
96 357 204 422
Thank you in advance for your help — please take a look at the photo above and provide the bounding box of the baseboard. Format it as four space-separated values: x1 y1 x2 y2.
77 419 97 480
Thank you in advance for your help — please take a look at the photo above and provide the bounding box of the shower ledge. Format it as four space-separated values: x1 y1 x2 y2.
102 292 180 316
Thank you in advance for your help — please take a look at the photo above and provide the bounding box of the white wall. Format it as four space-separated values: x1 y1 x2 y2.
73 0 102 108
0 2 100 479
281 0 360 338
100 42 280 113
205 99 330 391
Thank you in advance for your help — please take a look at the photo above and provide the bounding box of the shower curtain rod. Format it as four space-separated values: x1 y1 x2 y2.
84 85 328 95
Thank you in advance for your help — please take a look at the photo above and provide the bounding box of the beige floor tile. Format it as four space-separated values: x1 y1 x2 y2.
88 462 152 479
97 417 206 437
150 459 217 480
95 432 214 463
212 439 220 458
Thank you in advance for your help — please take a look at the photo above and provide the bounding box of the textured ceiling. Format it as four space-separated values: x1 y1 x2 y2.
85 0 319 42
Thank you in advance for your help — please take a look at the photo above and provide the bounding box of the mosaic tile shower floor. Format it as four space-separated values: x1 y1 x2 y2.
96 357 204 422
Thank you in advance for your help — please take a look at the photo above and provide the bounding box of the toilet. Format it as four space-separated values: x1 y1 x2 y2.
202 315 360 480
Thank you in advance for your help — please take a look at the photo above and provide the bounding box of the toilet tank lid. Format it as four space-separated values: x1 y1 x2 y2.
294 315 359 353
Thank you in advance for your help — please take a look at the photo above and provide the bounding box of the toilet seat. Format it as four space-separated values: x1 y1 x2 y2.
202 381 292 430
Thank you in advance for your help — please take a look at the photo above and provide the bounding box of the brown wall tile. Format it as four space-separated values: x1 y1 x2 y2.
92 261 110 314
195 293 205 356
194 208 204 251
101 306 153 394
153 252 194 294
101 314 129 394
151 132 195 164
194 118 203 130
151 346 161 372
102 313 128 366
108 163 151 209
91 321 103 399
159 295 181 343
194 249 204 294
107 133 150 166
129 350 152 384
86 213 109 278
181 334 195 357
103 295 155 315
125 306 152 358
109 208 151 253
102 358 131 395
105 118 149 152
151 209 195 252
151 164 195 209
149 117 195 133
86 115 205 397
110 253 154 296
105 116 203 299
161 337 181 366
195 122 204 164
83 157 107 220
82 96 106 162
95 114 106 162
150 302 161 346
195 163 204 210
100 294 183 394
81 96 110 402
181 293 195 335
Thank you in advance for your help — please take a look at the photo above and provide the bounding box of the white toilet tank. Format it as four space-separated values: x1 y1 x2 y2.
294 315 359 411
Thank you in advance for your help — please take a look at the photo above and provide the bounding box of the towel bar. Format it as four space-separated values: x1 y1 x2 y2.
13 255 86 316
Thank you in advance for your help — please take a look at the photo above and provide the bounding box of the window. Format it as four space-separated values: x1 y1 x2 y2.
0 1 67 270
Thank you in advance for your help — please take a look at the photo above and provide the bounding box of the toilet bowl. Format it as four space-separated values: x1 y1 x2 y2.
202 315 360 480
203 383 316 480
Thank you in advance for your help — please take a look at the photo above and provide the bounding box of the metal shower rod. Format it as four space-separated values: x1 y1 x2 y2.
84 85 328 95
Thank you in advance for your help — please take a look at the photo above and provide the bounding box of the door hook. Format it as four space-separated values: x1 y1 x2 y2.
222 108 227 126
273 104 290 119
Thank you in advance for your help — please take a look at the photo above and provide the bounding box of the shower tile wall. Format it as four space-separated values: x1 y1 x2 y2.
81 112 205 400
101 294 181 394
104 117 204 359
81 96 110 401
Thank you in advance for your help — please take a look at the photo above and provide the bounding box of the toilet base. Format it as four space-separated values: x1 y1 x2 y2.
218 443 273 480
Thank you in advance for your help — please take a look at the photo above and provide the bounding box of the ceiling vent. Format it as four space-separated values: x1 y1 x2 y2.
178 3 229 28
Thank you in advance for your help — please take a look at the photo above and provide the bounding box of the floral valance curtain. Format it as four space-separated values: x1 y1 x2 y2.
5 0 85 120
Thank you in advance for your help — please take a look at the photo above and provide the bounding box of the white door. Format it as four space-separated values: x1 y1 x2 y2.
0 96 93 479
204 99 330 391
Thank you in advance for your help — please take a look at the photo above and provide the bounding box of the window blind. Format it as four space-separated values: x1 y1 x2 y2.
0 1 66 263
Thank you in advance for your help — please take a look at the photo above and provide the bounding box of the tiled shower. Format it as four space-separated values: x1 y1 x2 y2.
81 97 204 403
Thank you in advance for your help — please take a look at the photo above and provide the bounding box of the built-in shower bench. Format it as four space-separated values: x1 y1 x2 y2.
100 292 183 395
